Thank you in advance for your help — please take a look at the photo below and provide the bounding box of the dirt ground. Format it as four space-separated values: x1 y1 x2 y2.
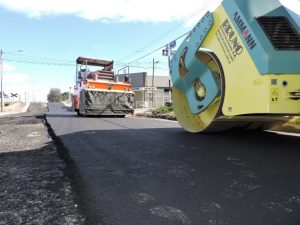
0 103 85 224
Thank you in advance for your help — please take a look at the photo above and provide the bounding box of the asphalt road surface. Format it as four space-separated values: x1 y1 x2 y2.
46 103 300 225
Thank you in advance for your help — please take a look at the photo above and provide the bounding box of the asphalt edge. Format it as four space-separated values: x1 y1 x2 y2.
21 102 30 112
43 113 99 225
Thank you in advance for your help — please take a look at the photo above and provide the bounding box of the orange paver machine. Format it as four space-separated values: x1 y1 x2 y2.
72 57 135 116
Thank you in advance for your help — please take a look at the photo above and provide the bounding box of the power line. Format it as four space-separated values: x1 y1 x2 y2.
4 58 74 67
133 1 212 51
119 0 214 62
120 65 168 71
5 52 73 63
4 56 169 70
4 4 210 70
1 1 222 73
125 31 189 66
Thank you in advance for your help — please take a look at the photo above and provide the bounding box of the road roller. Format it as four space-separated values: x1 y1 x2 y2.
170 0 300 132
73 57 134 116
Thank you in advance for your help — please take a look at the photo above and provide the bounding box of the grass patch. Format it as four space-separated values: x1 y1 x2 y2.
290 116 300 124
153 105 174 114
285 116 300 127
276 116 300 134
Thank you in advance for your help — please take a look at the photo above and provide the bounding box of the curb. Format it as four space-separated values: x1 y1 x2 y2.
0 102 30 117
135 112 177 121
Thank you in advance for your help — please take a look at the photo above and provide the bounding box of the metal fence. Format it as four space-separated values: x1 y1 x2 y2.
134 95 169 109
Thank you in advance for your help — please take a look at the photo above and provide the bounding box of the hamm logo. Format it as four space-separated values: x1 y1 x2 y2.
233 12 257 50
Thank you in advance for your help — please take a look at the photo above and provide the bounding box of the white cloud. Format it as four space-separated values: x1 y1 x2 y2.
279 0 300 26
0 0 299 24
4 77 49 102
280 0 300 15
4 72 30 83
0 0 221 23
3 63 16 72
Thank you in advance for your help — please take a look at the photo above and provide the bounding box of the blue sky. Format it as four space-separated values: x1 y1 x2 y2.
0 0 299 101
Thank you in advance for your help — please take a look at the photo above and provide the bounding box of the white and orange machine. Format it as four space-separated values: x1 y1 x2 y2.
73 57 134 116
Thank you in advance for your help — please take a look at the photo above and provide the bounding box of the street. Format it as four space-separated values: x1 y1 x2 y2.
46 103 300 225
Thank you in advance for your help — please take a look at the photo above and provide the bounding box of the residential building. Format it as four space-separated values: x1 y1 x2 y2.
118 72 172 108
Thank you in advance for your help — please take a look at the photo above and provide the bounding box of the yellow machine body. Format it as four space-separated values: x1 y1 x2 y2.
171 0 300 132
207 6 300 116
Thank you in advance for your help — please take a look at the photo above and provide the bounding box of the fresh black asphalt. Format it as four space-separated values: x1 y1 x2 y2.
46 102 300 225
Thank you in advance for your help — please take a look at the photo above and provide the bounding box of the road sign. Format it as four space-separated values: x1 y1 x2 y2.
169 40 176 49
162 49 168 56
162 49 176 57
11 93 18 98
141 86 157 91
163 40 177 57
165 40 176 50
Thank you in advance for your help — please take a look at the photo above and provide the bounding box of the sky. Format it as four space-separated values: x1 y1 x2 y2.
0 0 299 102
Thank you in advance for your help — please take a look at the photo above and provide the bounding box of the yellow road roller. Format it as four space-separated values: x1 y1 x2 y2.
170 0 300 132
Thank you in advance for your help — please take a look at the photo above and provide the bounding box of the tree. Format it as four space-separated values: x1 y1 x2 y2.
47 88 61 102
61 92 70 101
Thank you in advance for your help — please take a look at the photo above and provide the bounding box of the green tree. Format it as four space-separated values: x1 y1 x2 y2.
61 92 70 101
47 88 61 102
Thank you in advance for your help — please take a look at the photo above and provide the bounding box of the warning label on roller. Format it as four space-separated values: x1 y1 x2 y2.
271 87 279 103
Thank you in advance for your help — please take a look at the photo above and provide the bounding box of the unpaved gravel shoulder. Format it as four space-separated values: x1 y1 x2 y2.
0 103 85 224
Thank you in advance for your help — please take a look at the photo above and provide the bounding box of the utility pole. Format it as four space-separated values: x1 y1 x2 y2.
0 50 3 112
151 58 159 108
152 58 154 108
162 40 176 105
0 49 23 111
167 43 172 104
117 65 130 82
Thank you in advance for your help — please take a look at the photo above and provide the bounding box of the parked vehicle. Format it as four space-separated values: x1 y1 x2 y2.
0 92 12 106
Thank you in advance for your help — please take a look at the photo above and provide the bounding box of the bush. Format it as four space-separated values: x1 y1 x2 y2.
153 105 173 114
292 116 300 124
47 88 61 102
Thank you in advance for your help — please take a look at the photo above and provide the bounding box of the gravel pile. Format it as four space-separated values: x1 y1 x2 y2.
0 103 85 224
